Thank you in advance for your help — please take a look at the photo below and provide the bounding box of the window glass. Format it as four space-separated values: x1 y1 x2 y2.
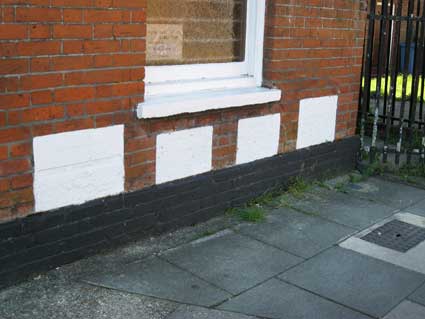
147 0 247 66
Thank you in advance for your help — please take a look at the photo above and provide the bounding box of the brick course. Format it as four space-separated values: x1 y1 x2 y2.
0 0 367 223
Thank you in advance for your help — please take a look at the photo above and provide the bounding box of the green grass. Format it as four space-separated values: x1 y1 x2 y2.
227 206 266 223
248 188 284 207
398 163 425 179
364 75 425 101
287 177 311 198
349 173 364 183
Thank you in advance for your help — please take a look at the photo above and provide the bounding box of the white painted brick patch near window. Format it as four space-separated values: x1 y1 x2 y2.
156 126 213 184
236 114 281 165
296 95 338 149
33 125 125 212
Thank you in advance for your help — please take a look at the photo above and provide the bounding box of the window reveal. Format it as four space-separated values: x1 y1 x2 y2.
147 0 247 66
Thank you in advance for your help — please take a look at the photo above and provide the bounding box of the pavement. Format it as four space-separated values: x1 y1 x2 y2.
2 174 425 318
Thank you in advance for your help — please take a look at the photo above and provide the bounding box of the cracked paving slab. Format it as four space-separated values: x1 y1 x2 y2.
279 247 425 318
83 256 231 307
162 230 303 295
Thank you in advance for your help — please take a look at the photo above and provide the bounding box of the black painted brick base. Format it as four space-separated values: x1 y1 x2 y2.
0 136 360 289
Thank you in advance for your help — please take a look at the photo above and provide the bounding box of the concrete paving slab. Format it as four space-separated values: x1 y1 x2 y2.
218 278 372 319
236 207 356 258
345 177 425 210
163 231 302 295
83 256 231 307
284 188 395 230
383 301 425 319
340 213 425 274
409 283 425 306
279 247 425 318
166 305 257 319
0 279 177 319
406 198 425 218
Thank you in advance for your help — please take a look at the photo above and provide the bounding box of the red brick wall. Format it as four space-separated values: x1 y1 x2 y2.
0 0 367 223
0 0 146 221
265 0 367 153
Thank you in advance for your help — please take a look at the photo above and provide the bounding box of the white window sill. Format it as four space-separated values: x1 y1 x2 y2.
137 86 282 119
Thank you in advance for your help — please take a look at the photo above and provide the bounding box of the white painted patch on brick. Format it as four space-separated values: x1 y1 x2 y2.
156 126 213 184
296 95 338 149
236 114 281 165
34 125 124 212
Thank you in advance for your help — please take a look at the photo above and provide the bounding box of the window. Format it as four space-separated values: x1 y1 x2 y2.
146 0 247 66
138 0 281 119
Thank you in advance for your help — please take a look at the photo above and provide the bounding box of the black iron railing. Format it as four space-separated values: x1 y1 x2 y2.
360 0 425 166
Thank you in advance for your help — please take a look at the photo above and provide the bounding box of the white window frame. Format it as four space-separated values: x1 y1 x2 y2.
138 0 281 119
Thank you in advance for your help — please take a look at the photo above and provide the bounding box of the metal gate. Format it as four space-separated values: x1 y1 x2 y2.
359 0 425 166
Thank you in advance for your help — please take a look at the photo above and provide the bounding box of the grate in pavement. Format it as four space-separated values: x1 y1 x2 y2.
361 219 425 253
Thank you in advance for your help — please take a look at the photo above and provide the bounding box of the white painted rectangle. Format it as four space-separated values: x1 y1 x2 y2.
33 125 124 212
156 126 213 184
296 95 338 149
236 114 281 165
34 157 124 213
34 125 124 171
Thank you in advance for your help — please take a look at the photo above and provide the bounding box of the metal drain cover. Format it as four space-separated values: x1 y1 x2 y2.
361 219 425 253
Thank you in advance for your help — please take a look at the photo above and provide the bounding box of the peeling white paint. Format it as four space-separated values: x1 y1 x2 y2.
236 114 281 165
296 95 338 149
33 125 124 212
156 126 213 184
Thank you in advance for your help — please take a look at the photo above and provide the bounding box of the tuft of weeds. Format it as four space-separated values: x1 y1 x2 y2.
349 173 365 183
248 188 283 207
360 160 388 178
287 177 310 198
227 205 266 223
314 180 331 190
334 181 348 193
398 163 425 178
238 206 266 222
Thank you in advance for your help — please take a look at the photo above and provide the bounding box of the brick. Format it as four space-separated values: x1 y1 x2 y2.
112 0 147 9
21 74 63 90
16 41 61 56
53 25 92 39
0 77 19 93
0 59 28 75
0 179 9 193
94 25 113 38
51 55 93 70
84 10 130 23
55 87 96 102
16 8 61 23
0 113 6 126
10 142 32 158
31 91 54 105
0 127 31 144
30 57 51 72
0 146 8 161
0 159 31 177
10 174 33 190
29 24 51 39
86 99 121 115
113 24 146 37
0 24 27 40
0 94 30 109
21 106 65 123
83 40 121 53
7 187 34 205
63 9 83 23
54 118 94 133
